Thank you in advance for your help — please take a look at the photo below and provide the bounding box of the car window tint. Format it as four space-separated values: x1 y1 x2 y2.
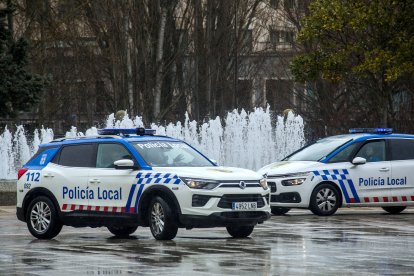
390 139 414 160
96 143 132 168
58 144 95 167
355 140 386 162
327 142 360 163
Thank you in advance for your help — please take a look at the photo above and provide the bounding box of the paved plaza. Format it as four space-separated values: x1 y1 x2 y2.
1 206 414 275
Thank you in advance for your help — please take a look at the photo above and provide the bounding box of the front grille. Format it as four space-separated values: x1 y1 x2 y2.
192 195 211 207
219 184 261 188
271 192 301 203
218 194 265 208
268 182 277 193
219 180 261 188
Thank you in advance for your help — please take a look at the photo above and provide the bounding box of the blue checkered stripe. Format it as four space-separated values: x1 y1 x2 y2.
313 169 360 203
125 172 181 213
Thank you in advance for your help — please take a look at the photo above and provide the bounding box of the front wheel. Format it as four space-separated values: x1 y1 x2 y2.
271 207 290 215
382 206 406 214
26 196 62 239
226 225 255 238
148 196 178 240
107 225 138 237
309 183 340 216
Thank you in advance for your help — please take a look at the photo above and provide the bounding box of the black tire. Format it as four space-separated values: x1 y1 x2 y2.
148 196 178 240
309 183 340 216
226 225 255 238
382 206 406 214
26 196 62 239
271 207 290 215
107 225 138 237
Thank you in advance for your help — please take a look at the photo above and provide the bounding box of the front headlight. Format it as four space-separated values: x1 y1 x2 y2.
281 178 307 186
182 178 220 189
260 178 268 190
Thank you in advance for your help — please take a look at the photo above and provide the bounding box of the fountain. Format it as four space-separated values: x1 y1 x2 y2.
0 107 305 179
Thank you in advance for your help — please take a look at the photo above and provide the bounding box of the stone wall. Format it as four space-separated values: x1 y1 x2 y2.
0 181 16 206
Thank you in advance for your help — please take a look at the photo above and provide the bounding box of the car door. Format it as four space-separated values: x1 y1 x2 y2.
43 143 96 212
388 138 414 203
87 142 138 212
347 139 392 204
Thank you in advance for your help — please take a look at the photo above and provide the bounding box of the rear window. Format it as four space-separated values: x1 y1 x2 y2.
57 144 95 167
390 139 414 161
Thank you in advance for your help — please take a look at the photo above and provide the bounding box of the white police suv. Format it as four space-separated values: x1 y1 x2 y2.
258 128 414 216
16 128 270 240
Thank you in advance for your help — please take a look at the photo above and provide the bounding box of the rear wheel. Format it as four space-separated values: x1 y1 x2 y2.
26 196 62 239
148 196 178 240
271 207 290 215
226 225 255 238
382 206 406 214
107 225 138 237
309 183 340 216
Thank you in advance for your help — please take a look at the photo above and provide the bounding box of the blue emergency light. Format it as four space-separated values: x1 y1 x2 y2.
98 128 156 136
349 128 393 134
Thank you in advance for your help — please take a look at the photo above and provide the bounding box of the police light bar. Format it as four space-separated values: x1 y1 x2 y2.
349 128 393 134
98 128 156 136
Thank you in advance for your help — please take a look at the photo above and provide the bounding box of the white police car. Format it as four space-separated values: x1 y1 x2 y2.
16 128 270 240
258 128 414 216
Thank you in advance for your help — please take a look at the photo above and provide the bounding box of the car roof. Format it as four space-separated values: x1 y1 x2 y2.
323 133 414 143
39 134 182 148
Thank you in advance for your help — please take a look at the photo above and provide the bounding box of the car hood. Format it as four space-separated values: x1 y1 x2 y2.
151 166 262 181
257 161 322 176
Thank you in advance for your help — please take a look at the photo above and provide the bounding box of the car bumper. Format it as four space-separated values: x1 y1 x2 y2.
176 186 271 216
267 179 311 208
179 211 271 228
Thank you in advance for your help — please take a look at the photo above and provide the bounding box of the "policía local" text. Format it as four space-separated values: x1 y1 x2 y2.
358 177 407 186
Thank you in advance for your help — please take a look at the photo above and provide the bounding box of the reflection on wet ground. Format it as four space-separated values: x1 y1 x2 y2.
1 207 414 275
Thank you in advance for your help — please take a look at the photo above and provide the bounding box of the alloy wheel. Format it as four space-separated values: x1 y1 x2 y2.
30 201 51 234
151 202 165 235
315 188 337 212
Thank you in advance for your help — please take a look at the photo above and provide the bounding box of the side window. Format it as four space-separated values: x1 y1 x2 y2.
355 140 386 162
390 139 414 161
96 143 132 168
327 142 361 163
58 144 95 167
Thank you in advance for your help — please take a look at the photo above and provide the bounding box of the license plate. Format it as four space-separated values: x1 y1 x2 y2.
232 202 257 210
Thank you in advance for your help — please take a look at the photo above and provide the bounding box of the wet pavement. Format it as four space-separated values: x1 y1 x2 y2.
1 207 414 275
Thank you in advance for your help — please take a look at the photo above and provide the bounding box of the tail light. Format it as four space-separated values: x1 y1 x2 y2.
17 168 28 180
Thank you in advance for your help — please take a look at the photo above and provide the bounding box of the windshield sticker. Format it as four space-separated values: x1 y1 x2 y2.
135 142 190 149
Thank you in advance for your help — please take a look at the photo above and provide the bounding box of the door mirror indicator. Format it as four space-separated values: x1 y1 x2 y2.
352 157 366 165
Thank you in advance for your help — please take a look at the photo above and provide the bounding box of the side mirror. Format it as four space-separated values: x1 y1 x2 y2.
210 159 218 166
352 157 366 165
114 159 137 170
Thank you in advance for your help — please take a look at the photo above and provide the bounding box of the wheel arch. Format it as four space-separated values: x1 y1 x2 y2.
137 185 182 227
311 181 343 207
22 187 61 221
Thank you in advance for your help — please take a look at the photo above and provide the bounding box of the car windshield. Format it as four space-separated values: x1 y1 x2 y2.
283 137 352 162
132 141 213 167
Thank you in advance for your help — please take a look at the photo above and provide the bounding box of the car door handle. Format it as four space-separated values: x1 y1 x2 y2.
379 168 390 172
89 179 101 184
44 173 54 178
